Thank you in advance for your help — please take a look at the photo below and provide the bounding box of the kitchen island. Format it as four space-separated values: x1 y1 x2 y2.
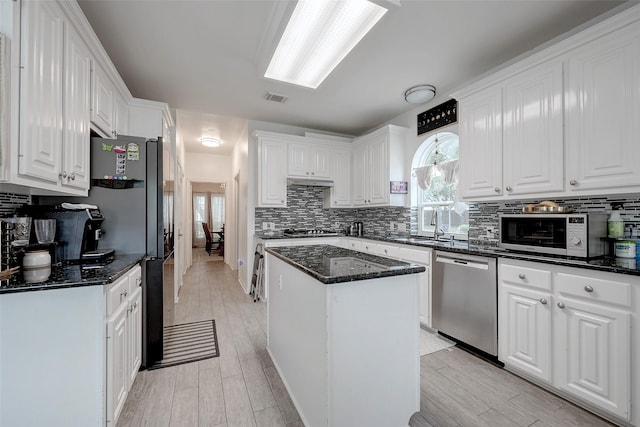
266 245 424 427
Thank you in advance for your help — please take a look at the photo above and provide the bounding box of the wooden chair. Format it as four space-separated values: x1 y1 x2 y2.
202 222 213 255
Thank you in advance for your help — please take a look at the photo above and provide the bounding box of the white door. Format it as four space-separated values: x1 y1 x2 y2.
106 303 128 425
19 0 63 183
259 139 287 207
351 143 368 206
331 148 351 207
91 63 115 137
499 284 552 383
287 143 309 177
555 297 631 420
127 287 142 388
503 60 564 196
311 146 332 178
458 86 503 199
62 23 91 191
565 24 640 192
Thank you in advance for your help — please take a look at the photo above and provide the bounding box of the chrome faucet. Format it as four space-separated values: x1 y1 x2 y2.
431 208 445 240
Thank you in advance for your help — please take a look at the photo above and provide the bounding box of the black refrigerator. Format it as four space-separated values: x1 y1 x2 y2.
44 135 165 368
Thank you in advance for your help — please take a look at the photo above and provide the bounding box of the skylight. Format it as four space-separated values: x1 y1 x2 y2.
264 0 388 89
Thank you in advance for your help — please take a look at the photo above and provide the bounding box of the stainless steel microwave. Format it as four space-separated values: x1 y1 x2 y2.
499 213 608 258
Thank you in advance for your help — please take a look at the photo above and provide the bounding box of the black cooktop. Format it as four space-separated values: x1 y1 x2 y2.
283 228 340 236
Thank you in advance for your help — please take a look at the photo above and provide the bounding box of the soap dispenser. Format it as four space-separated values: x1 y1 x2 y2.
608 204 624 238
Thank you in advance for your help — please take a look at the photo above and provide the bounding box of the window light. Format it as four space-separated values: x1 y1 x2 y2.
265 0 387 89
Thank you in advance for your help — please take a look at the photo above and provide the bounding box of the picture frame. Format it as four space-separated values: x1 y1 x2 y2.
390 181 408 194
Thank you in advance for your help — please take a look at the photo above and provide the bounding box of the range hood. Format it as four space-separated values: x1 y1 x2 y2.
287 178 334 187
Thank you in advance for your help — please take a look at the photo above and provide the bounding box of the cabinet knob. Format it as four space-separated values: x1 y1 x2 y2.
311 172 315 176
539 298 547 305
61 171 68 179
494 187 500 193
306 172 309 175
506 186 512 192
518 273 526 280
281 200 284 203
334 201 337 204
557 302 565 309
569 179 577 186
70 173 76 181
384 249 388 254
584 285 594 293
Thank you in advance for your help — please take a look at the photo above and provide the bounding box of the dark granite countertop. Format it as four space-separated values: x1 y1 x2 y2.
258 233 640 276
0 253 145 294
266 245 426 284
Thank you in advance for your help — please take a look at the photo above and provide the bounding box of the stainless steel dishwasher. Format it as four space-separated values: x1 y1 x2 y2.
432 251 498 358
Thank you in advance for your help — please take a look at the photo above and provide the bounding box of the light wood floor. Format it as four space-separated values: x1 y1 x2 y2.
118 258 615 427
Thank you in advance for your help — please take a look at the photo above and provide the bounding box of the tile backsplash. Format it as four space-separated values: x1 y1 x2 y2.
256 188 640 245
255 185 412 235
0 192 31 217
469 194 640 244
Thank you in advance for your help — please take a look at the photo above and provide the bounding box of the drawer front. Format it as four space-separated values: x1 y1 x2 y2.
128 264 142 292
556 272 631 307
396 246 431 266
500 263 551 290
106 275 130 315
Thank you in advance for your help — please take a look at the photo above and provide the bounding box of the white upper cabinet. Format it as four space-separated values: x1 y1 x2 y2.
91 62 115 138
287 143 332 179
19 0 64 184
352 125 407 207
324 147 351 208
257 134 287 207
458 86 503 199
18 0 90 194
456 7 640 201
115 95 129 137
565 23 640 193
62 21 91 191
503 60 564 196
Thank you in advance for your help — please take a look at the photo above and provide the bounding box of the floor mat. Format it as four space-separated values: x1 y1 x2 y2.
420 328 455 356
149 319 219 370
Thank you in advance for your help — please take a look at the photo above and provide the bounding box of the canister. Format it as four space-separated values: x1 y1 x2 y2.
614 241 636 259
22 249 51 283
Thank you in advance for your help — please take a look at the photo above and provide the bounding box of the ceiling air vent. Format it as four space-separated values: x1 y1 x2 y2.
264 91 288 103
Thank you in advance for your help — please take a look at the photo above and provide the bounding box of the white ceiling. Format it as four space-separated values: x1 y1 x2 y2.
78 0 631 154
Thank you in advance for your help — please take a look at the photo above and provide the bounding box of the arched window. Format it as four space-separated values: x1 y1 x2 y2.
411 132 469 239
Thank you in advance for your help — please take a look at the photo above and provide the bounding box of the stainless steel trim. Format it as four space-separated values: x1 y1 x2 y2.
287 178 334 187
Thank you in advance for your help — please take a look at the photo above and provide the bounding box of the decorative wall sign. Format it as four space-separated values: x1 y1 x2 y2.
417 98 457 136
390 181 408 194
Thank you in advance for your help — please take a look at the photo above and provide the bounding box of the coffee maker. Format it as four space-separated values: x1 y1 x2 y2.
18 205 114 263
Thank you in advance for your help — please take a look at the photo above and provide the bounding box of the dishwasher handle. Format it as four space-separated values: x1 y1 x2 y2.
435 255 489 270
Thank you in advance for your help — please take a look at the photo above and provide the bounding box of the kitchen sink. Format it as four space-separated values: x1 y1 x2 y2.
391 236 467 248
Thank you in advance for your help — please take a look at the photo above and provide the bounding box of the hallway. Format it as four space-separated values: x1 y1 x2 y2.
117 259 303 426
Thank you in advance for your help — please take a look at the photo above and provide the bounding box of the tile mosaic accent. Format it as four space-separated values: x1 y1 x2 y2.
468 194 640 244
254 185 412 236
0 192 31 217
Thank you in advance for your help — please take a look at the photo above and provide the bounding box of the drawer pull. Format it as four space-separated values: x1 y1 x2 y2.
557 302 565 309
539 298 547 305
518 273 526 280
584 285 593 293
494 187 500 193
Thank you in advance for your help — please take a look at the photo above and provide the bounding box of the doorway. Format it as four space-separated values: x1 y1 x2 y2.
192 182 226 255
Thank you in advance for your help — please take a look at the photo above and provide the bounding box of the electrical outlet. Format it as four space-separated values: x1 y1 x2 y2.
238 259 243 266
389 221 396 231
397 223 407 232
262 222 268 230
269 222 276 230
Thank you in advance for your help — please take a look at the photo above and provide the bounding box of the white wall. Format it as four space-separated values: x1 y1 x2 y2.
232 126 249 291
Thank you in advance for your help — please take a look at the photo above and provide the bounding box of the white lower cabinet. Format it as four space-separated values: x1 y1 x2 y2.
498 259 637 423
106 265 142 426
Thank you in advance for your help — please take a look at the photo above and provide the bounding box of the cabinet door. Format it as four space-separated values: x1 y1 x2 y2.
106 303 128 425
458 86 503 199
352 144 367 206
259 139 287 207
62 24 91 191
115 95 129 138
503 60 564 196
499 284 552 383
555 297 630 420
330 148 351 207
368 135 389 205
127 287 142 388
19 1 63 183
91 63 115 137
311 146 331 178
565 25 640 192
287 143 309 177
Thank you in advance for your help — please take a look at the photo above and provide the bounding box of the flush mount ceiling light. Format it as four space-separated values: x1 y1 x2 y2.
404 85 436 104
265 0 387 89
200 137 221 148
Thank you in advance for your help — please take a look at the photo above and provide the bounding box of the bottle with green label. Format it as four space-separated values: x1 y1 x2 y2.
608 206 624 238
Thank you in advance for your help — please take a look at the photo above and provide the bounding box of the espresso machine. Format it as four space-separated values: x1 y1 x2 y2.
18 205 114 264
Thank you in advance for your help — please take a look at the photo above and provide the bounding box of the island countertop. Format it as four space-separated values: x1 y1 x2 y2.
265 244 426 284
0 253 145 294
